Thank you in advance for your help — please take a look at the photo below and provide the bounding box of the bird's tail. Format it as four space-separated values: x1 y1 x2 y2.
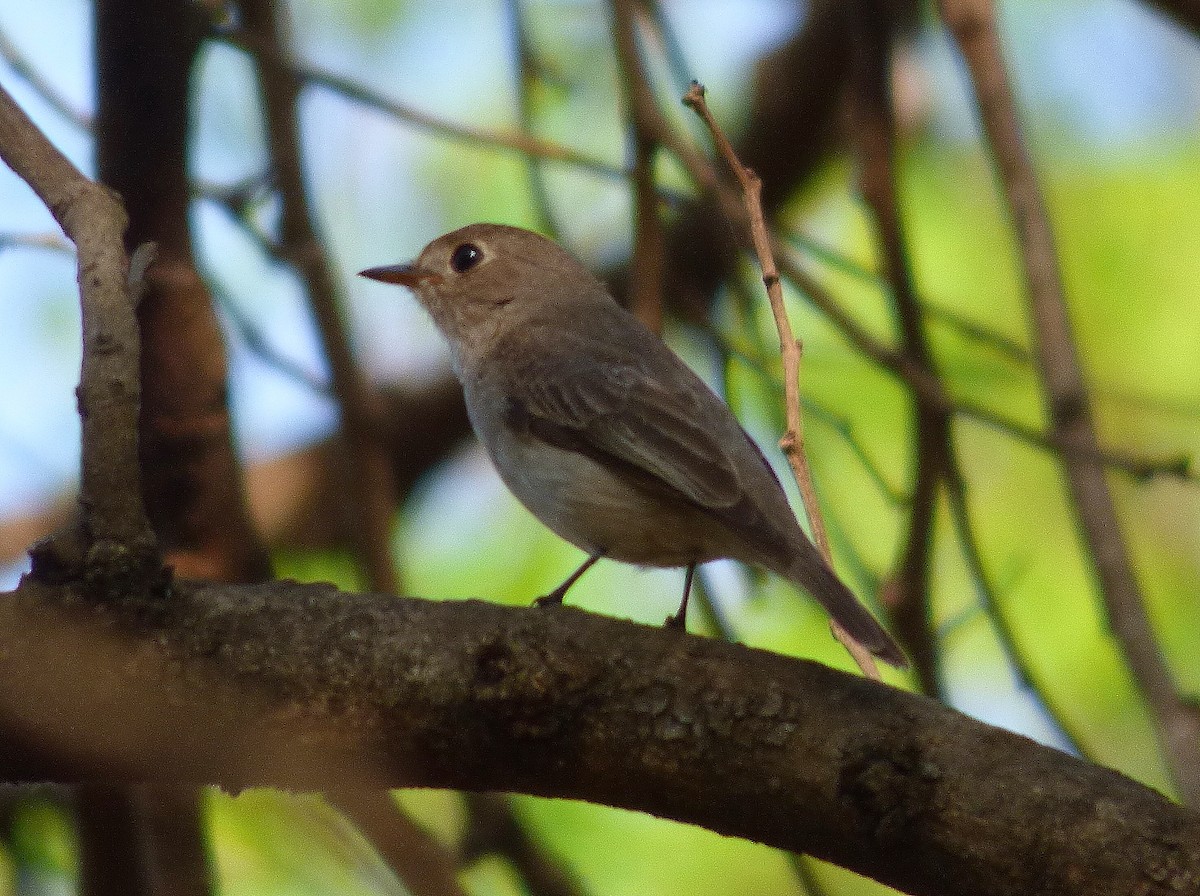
786 547 907 669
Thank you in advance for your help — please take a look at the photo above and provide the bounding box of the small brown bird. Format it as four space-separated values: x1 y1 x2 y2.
360 223 905 667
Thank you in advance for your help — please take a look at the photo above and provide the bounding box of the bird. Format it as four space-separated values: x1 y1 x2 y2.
360 223 905 668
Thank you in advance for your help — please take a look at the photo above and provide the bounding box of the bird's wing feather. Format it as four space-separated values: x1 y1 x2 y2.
505 331 745 511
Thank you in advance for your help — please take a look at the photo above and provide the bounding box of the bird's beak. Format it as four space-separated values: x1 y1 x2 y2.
357 263 443 287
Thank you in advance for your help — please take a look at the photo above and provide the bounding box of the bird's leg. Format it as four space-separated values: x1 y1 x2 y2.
535 552 603 607
664 564 696 630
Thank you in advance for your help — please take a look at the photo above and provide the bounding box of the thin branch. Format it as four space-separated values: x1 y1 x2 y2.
778 253 1195 484
0 81 159 585
240 0 398 595
940 0 1200 806
657 0 866 321
941 447 1089 755
208 276 331 397
461 794 589 896
0 26 92 129
3 578 1199 896
328 792 468 896
73 787 153 896
610 0 666 332
213 28 633 188
847 0 944 693
784 230 1033 366
683 81 880 679
0 230 74 254
502 0 562 238
637 0 694 99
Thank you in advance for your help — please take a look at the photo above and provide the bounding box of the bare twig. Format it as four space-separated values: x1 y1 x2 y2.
329 792 468 896
240 0 398 596
683 81 880 679
844 13 1097 744
779 252 1195 484
788 854 834 896
940 0 1200 805
637 0 694 98
610 0 666 332
658 0 866 320
784 230 1033 366
502 0 562 237
0 26 92 129
461 794 588 896
208 276 330 397
214 28 632 188
0 230 74 254
848 0 943 692
942 454 1090 755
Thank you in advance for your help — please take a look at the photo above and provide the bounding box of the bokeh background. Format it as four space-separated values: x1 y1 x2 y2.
1 0 1198 893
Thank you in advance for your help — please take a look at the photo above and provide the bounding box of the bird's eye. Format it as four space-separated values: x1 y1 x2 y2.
450 243 483 273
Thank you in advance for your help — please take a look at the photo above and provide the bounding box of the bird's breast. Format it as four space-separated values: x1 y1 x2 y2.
463 377 722 566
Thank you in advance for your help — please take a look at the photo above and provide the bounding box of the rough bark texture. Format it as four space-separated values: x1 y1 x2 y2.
1 579 1197 896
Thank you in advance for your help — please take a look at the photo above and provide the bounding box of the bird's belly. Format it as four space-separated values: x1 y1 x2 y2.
485 433 719 568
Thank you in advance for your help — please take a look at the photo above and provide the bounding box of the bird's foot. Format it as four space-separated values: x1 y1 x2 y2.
534 589 567 608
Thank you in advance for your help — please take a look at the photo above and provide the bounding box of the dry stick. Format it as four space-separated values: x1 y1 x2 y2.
940 0 1200 805
0 83 158 577
610 0 667 333
239 0 398 597
683 82 880 680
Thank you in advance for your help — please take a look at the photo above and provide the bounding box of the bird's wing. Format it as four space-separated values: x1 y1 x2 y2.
497 325 753 513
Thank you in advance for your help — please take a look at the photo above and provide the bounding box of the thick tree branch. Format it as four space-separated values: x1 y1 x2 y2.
1 579 1197 896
